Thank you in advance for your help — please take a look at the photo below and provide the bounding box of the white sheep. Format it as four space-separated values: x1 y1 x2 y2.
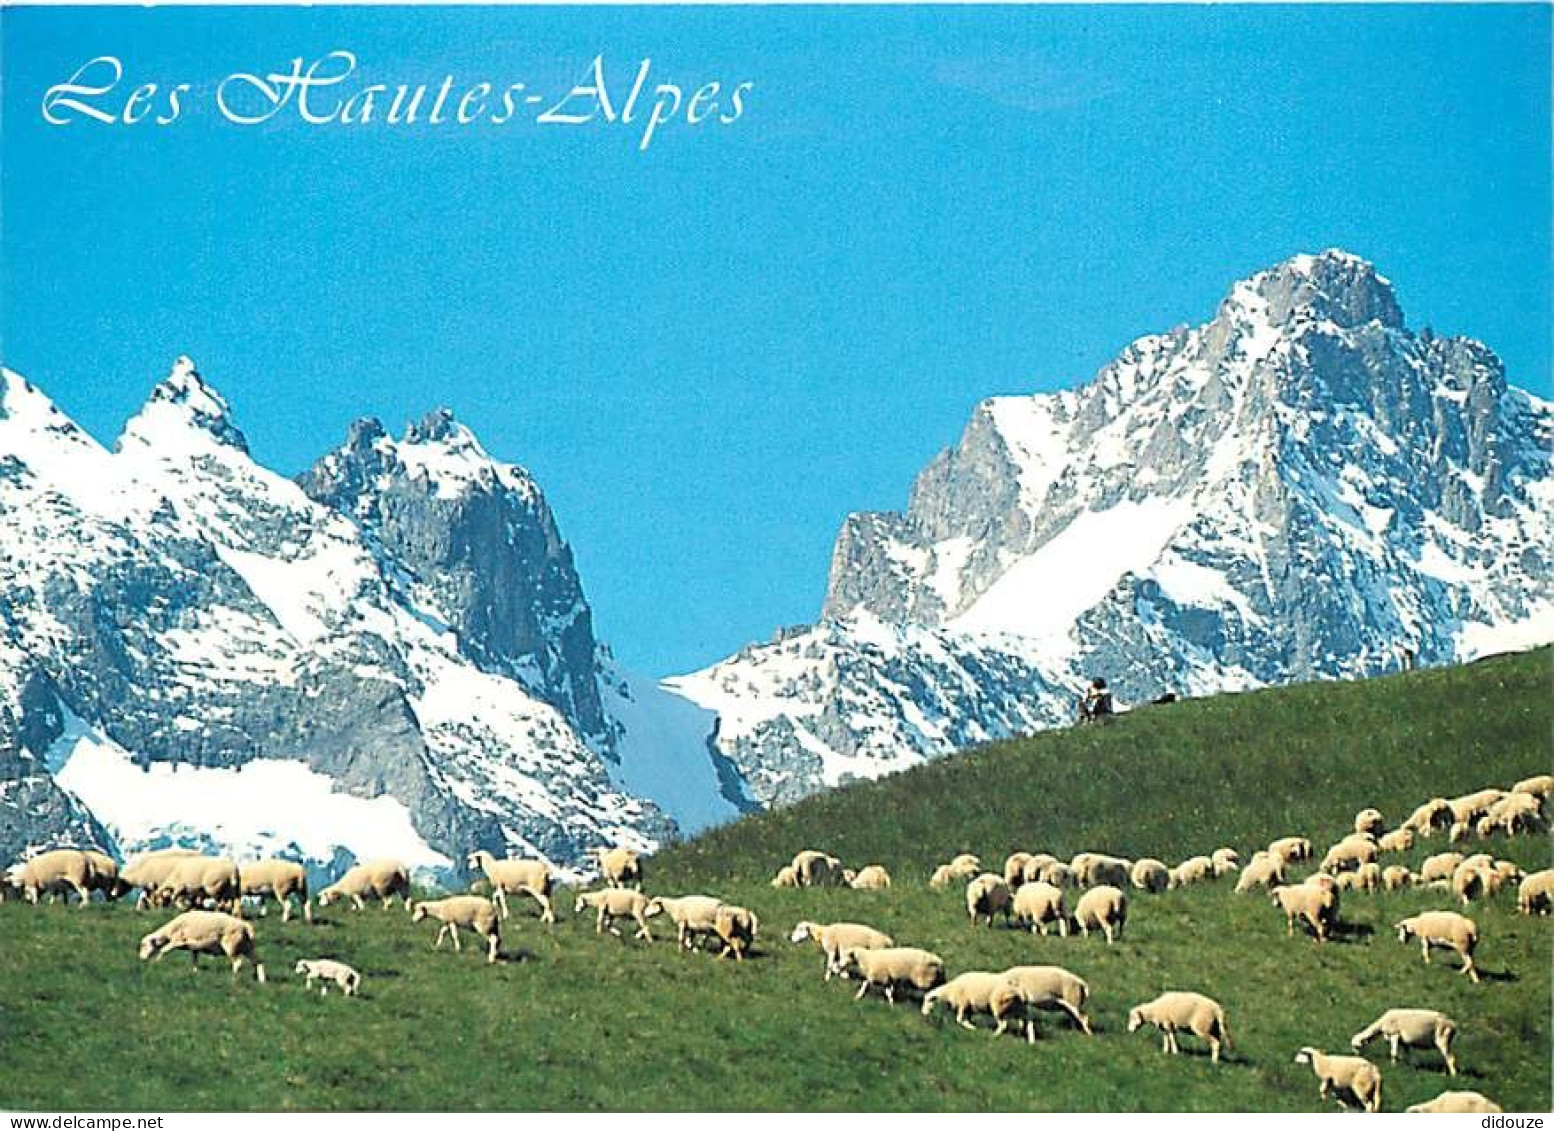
1450 861 1507 906
1350 1008 1458 1076
792 849 845 887
1377 828 1415 855
1003 852 1034 888
139 910 265 983
574 888 655 941
1517 868 1553 916
1076 853 1131 889
930 854 981 888
711 904 759 961
317 859 412 911
1038 861 1076 889
1126 991 1229 1063
239 858 312 923
13 848 105 907
770 865 799 888
1448 788 1507 827
1234 852 1286 894
1073 885 1127 944
965 872 1013 927
921 972 1032 1044
155 856 243 914
1020 854 1059 885
644 894 725 952
1382 865 1415 891
847 864 892 891
1477 793 1546 838
467 851 555 923
1405 1090 1502 1114
1267 836 1313 865
1354 808 1386 837
121 848 200 909
294 958 360 997
1271 881 1339 943
1395 911 1479 983
1320 837 1378 874
1012 881 1068 937
1211 848 1240 876
1402 798 1454 837
790 920 894 980
1511 773 1554 801
1130 858 1170 894
1294 1047 1382 1112
1418 852 1464 885
841 946 946 1003
1001 965 1093 1035
411 896 501 963
1168 856 1216 889
591 846 643 889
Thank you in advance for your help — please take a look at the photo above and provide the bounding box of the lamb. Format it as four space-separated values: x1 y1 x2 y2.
1382 866 1415 891
1271 881 1339 943
1511 773 1554 801
644 894 725 952
841 945 946 1003
1168 856 1215 889
965 872 1013 927
1350 1008 1458 1075
1418 852 1464 885
466 851 555 923
1320 838 1378 874
1267 835 1313 865
317 859 412 911
1517 868 1554 915
1076 853 1131 889
1131 858 1170 893
1394 911 1479 983
1294 1047 1382 1113
1000 965 1093 1035
238 858 312 923
1126 991 1229 1063
847 864 892 891
1402 798 1454 837
294 958 360 997
14 848 103 907
770 865 799 888
1072 885 1127 944
1003 852 1033 888
591 847 643 889
1211 848 1240 876
1234 852 1286 894
792 849 845 887
120 848 199 909
921 972 1033 1044
790 920 895 980
1405 1091 1502 1114
1354 808 1386 837
410 896 501 963
155 856 243 914
138 910 265 983
711 904 759 961
574 888 655 941
1011 881 1068 937
1377 828 1415 855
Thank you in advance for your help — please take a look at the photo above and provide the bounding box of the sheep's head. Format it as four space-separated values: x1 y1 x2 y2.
465 851 485 871
316 889 337 907
1125 1008 1143 1033
138 931 169 960
1293 1048 1315 1065
573 894 589 914
294 960 313 976
788 922 814 945
920 988 945 1021
411 904 428 923
642 898 664 920
1395 920 1414 942
1349 1033 1368 1052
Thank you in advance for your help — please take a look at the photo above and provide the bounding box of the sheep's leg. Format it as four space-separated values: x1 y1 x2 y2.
352 894 367 912
884 983 897 1004
1058 1001 1091 1034
486 932 499 963
1420 939 1431 963
434 924 449 950
854 980 871 1001
1388 1035 1400 1062
634 918 652 942
1209 1036 1220 1064
1461 953 1479 983
449 924 462 952
956 1006 975 1031
493 888 509 920
1440 1037 1457 1076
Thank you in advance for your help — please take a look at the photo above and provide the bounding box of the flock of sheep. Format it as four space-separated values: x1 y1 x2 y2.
5 771 1551 1113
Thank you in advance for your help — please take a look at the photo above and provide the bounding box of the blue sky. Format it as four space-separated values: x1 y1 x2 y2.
3 5 1549 676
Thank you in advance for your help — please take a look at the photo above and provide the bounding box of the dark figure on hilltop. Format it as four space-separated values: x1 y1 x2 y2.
1077 677 1114 724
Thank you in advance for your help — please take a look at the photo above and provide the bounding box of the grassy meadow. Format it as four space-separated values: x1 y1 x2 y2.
1 648 1549 1112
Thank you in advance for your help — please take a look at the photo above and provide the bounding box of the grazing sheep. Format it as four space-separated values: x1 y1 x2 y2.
1382 866 1415 891
790 920 894 980
645 895 725 952
317 859 412 911
1403 798 1455 837
949 853 981 873
1076 854 1131 889
156 856 243 914
1234 853 1287 894
770 865 799 888
1131 858 1170 894
1127 992 1229 1063
1211 848 1240 876
1448 789 1507 827
1517 868 1554 916
1354 808 1386 837
574 888 655 941
1394 912 1479 983
1012 881 1068 937
1271 881 1339 943
1352 862 1382 892
1000 965 1093 1035
1268 836 1313 865
1350 1009 1458 1076
467 851 554 924
411 896 501 963
1405 1090 1502 1114
792 849 845 888
847 865 892 891
922 973 1033 1044
1451 861 1507 906
121 849 200 909
1418 853 1465 886
1020 854 1058 885
1168 856 1216 889
1377 828 1415 855
294 958 360 997
931 855 982 888
1511 773 1554 801
14 848 107 907
591 847 643 889
139 910 265 983
1003 852 1034 888
1294 1047 1382 1113
711 904 759 961
239 858 311 923
1321 838 1378 874
1073 885 1127 944
965 872 1013 927
929 865 956 889
841 946 946 1003
1038 861 1076 889
1478 793 1546 838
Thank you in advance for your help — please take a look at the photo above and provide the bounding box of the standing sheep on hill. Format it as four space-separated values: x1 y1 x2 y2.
1511 773 1553 801
1073 885 1127 944
1210 848 1240 876
711 904 759 961
1418 853 1465 886
790 921 894 981
965 873 1013 927
1000 965 1094 1035
591 847 643 889
1003 853 1034 888
239 859 311 923
1271 880 1339 943
575 889 656 941
1405 1090 1502 1114
1353 808 1386 837
155 856 243 914
1267 836 1314 865
1234 852 1286 894
921 973 1033 1045
467 851 555 924
1168 856 1216 889
1294 1047 1382 1112
1377 828 1415 855
294 958 361 997
846 865 892 891
411 896 502 963
1394 912 1480 983
1402 798 1454 838
139 910 265 983
1130 859 1170 894
841 946 946 1003
317 860 412 911
1517 869 1554 916
13 849 102 907
770 865 799 888
1012 882 1068 937
1127 992 1229 1063
645 895 725 952
1350 1008 1458 1076
121 849 199 909
792 850 845 887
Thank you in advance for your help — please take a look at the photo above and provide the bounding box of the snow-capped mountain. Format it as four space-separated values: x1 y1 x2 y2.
0 358 733 871
668 250 1553 806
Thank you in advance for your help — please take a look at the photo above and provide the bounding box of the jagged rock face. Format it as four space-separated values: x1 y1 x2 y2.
690 250 1553 804
299 411 608 747
0 359 672 872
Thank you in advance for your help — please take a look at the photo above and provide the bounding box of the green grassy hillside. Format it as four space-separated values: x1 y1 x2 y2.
2 649 1550 1112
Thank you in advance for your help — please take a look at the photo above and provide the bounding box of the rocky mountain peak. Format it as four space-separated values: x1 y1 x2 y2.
119 356 249 453
1224 249 1404 333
